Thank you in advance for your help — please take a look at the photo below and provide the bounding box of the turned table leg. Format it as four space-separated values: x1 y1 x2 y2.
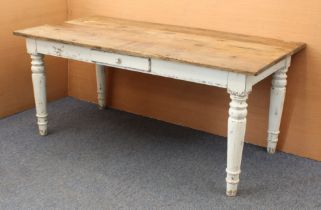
30 53 48 135
267 62 290 154
226 91 249 196
96 64 106 109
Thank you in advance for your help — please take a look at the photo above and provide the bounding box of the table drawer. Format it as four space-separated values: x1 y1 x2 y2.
92 50 150 72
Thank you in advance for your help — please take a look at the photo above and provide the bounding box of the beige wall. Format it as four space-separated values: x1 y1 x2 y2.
67 0 321 161
0 0 68 118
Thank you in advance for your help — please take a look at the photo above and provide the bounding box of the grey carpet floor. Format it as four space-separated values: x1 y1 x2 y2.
0 97 320 210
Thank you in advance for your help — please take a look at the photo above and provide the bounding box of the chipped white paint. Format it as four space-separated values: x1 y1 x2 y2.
26 38 37 54
227 72 252 96
225 78 251 196
31 39 290 88
30 53 48 136
36 39 92 62
151 59 229 87
96 64 106 109
25 38 293 196
267 57 291 154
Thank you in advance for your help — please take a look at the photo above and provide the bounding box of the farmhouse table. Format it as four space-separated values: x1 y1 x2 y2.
14 16 305 196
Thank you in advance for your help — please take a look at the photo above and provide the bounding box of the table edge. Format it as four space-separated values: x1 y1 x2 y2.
13 30 306 76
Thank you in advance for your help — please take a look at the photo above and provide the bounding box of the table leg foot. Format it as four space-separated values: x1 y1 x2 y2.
37 115 48 136
267 139 277 154
98 105 105 110
38 126 48 136
267 147 276 154
37 114 48 136
226 183 238 197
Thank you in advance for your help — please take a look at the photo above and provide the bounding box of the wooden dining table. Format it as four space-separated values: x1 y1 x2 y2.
14 16 305 196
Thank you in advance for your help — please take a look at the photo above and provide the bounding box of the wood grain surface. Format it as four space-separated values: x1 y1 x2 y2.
14 16 305 75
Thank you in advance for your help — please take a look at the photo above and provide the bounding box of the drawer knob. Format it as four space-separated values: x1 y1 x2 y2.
116 58 122 64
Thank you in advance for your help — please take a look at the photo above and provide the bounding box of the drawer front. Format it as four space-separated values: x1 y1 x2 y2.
92 50 150 72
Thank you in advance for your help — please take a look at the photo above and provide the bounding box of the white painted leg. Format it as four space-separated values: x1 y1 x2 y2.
30 53 48 136
267 65 289 154
226 92 248 196
96 64 106 109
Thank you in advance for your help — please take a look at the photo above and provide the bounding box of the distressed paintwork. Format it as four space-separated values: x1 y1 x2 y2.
26 39 291 89
96 64 106 109
23 33 295 196
267 58 291 154
30 53 48 136
225 86 250 196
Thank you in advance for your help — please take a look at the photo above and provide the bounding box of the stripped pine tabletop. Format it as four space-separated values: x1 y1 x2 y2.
14 16 305 75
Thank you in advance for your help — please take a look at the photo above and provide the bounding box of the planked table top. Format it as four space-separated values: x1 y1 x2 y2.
14 16 305 75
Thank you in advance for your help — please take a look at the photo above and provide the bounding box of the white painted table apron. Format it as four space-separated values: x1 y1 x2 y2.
26 38 291 196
